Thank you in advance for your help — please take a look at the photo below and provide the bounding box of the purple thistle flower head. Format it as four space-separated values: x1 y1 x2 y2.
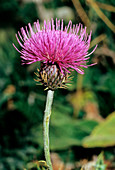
13 19 97 90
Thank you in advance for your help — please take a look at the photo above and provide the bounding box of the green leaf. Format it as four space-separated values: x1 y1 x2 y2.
26 160 48 169
50 110 98 150
95 152 106 170
83 112 115 148
31 110 98 150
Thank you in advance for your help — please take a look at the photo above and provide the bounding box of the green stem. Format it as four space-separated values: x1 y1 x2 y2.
43 90 54 170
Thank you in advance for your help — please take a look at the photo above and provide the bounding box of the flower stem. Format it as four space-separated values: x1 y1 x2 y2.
43 90 54 170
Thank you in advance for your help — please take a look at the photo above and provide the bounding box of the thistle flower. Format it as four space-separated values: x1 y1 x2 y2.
13 19 97 90
13 19 97 169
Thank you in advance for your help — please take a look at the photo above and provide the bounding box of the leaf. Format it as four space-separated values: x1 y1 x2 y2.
72 0 91 27
95 152 106 170
83 112 115 148
50 113 98 150
89 34 107 50
95 1 115 13
31 110 98 150
81 152 106 170
88 0 115 33
26 160 49 169
94 47 115 64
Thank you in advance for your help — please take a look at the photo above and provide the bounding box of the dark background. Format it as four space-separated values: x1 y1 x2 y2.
0 0 115 169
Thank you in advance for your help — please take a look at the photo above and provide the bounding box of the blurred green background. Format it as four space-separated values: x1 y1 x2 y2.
0 0 115 169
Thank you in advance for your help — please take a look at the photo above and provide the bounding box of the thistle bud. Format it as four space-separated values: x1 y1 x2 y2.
35 63 69 90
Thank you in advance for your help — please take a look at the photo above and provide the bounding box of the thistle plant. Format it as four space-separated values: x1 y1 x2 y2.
13 18 97 170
